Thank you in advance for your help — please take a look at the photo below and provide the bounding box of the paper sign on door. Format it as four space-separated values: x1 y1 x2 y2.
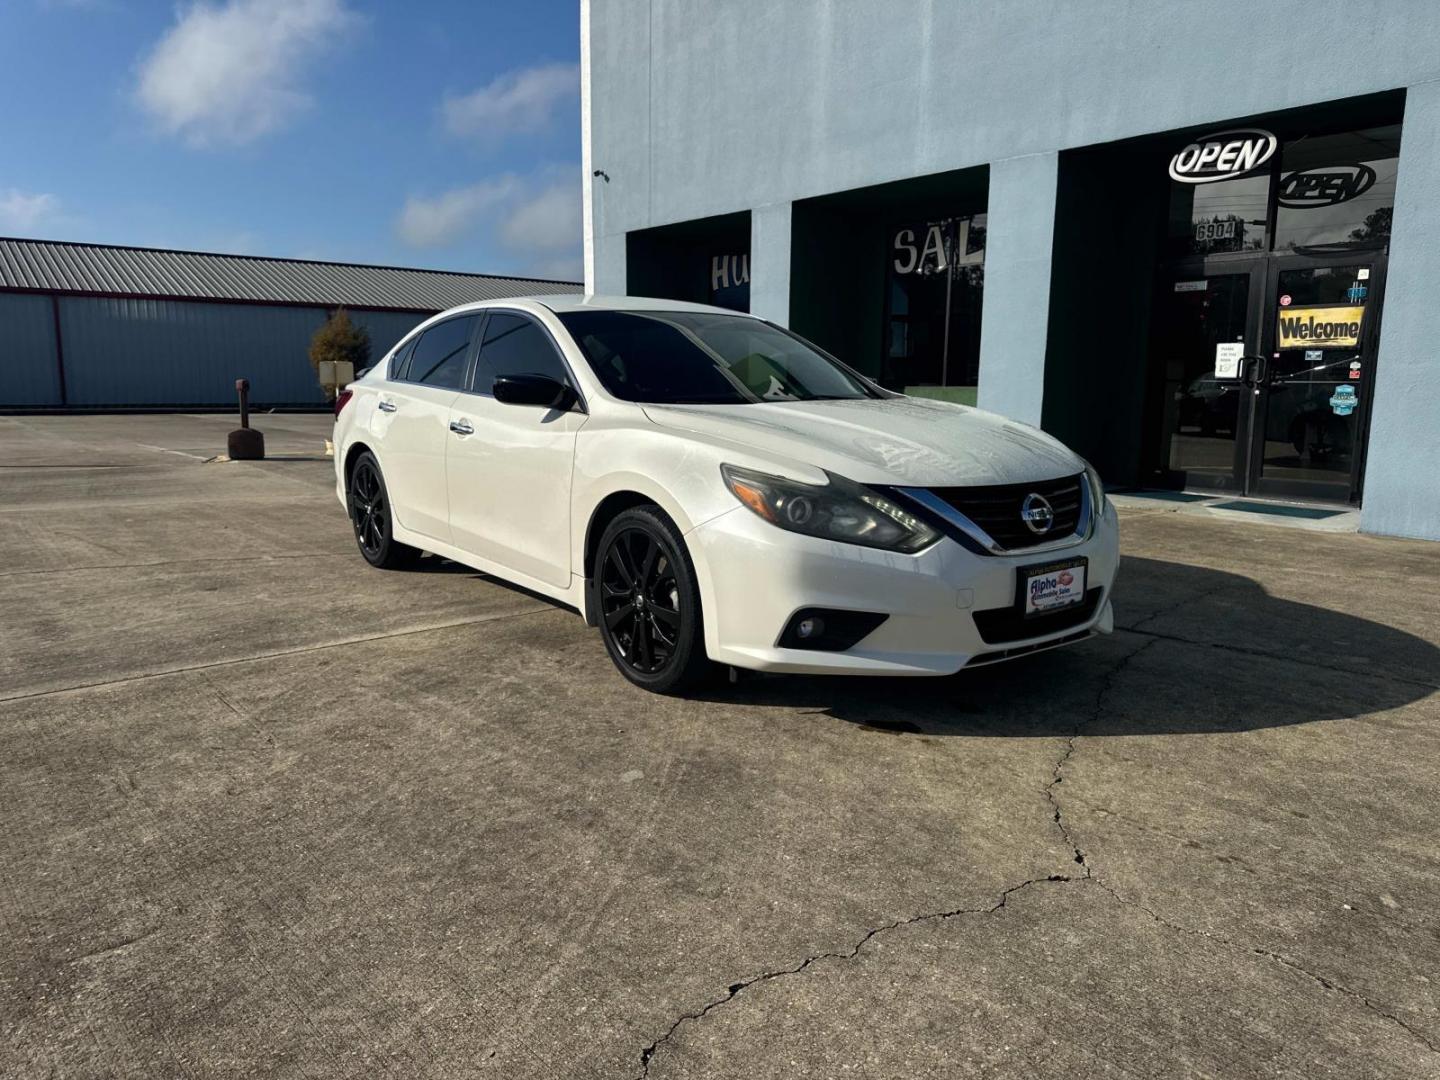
1214 342 1245 379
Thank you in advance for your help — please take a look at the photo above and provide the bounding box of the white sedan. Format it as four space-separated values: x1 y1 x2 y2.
333 296 1119 693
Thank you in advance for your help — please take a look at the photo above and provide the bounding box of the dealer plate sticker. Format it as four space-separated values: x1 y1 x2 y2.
1023 560 1087 616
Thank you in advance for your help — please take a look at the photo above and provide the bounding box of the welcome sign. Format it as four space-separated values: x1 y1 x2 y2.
1277 306 1366 350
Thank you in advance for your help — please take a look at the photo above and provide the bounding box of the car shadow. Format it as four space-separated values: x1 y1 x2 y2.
691 556 1440 737
410 554 583 614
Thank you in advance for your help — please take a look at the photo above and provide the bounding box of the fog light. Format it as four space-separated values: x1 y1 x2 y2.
778 608 888 652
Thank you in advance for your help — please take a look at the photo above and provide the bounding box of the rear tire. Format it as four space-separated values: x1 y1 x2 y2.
595 506 712 694
347 451 421 569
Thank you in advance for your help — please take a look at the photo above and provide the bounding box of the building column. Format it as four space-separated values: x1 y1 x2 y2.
591 234 627 296
1361 80 1440 540
582 0 626 299
749 202 792 324
976 152 1059 427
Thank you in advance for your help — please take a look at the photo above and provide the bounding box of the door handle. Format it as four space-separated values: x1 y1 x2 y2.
377 399 398 413
449 419 474 436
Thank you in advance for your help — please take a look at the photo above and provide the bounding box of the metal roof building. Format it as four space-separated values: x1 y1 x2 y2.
0 238 581 409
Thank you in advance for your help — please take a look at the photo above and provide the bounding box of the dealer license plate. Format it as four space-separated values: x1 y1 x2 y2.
1021 559 1087 617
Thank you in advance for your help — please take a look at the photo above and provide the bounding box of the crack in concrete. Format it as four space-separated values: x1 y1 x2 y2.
1089 877 1440 1055
633 874 1075 1079
1044 637 1158 876
634 869 1438 1076
637 630 1438 1074
1045 638 1440 1058
1118 590 1196 635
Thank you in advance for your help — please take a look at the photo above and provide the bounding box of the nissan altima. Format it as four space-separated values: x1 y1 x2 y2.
333 296 1118 693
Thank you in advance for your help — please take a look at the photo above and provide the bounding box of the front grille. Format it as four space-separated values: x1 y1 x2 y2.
972 587 1103 645
928 474 1084 551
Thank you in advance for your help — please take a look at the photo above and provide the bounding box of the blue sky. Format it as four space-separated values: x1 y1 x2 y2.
0 0 583 280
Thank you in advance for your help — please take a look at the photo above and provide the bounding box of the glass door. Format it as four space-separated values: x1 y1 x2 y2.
1149 117 1399 505
1249 256 1385 502
1154 263 1265 493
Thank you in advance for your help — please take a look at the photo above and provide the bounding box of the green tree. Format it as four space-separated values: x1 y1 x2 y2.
1349 206 1392 246
309 307 371 395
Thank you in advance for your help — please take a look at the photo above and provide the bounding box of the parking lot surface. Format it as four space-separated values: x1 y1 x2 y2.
2 414 1438 1079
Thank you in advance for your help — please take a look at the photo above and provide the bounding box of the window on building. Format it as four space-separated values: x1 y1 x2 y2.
882 213 985 398
407 315 476 389
1164 123 1402 260
708 253 750 311
1167 173 1271 258
1273 124 1400 255
474 312 571 392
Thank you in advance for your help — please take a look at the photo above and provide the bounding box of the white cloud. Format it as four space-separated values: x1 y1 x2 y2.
498 179 581 254
395 177 521 249
136 0 356 147
0 189 62 232
396 170 581 281
442 62 579 140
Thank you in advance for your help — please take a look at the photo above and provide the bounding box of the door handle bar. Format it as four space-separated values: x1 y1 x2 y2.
377 399 397 413
449 419 474 436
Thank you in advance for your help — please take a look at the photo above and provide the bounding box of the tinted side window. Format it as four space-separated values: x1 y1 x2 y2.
407 315 477 390
475 313 570 391
387 336 416 381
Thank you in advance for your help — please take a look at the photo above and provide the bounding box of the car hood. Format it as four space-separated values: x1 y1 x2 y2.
641 396 1084 487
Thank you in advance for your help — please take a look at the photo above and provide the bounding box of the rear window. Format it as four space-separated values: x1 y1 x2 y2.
387 337 416 380
406 315 478 390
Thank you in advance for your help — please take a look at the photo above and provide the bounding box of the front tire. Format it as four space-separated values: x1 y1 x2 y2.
347 451 421 569
596 507 711 694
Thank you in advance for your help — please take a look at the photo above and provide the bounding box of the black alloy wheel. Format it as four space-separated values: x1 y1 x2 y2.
348 451 420 569
596 507 710 693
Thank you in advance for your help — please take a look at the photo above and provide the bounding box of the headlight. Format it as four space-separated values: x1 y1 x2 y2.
720 464 939 553
1083 461 1107 516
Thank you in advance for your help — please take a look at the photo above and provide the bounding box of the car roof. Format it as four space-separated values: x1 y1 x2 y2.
446 294 759 318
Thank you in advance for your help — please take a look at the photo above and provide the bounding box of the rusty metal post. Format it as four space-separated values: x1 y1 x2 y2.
227 378 265 460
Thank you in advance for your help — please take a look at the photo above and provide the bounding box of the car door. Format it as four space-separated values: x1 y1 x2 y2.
445 310 585 589
375 313 478 542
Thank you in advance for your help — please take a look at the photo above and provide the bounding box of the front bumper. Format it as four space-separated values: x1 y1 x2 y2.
687 499 1120 676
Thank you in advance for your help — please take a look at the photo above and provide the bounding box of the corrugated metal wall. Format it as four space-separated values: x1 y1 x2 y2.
0 294 427 407
59 298 328 406
0 294 62 405
347 309 428 363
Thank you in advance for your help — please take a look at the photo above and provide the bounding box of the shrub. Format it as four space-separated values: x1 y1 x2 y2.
309 308 371 393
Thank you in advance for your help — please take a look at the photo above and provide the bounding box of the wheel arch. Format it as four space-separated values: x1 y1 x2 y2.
580 485 701 627
343 440 374 488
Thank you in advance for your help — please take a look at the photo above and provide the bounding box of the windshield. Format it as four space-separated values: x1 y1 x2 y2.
555 310 879 405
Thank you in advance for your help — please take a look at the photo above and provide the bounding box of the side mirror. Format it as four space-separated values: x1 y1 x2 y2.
492 374 577 411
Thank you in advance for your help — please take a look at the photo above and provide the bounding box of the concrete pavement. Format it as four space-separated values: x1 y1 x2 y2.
2 415 1437 1079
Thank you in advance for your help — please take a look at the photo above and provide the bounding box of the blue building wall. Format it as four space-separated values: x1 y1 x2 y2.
587 0 1440 539
0 293 62 406
0 296 427 408
1361 83 1440 540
